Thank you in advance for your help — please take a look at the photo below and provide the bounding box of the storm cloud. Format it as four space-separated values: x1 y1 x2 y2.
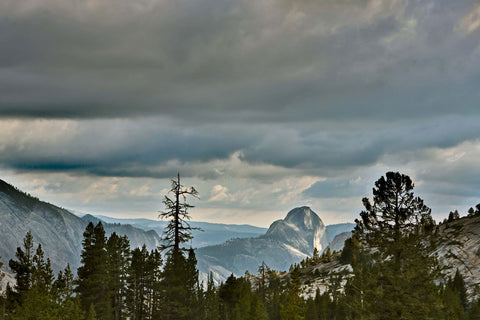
1 0 480 225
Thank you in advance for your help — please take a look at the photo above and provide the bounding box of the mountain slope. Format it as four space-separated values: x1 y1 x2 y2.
81 214 161 252
264 206 327 255
197 206 340 283
0 179 160 274
290 215 480 300
0 180 86 272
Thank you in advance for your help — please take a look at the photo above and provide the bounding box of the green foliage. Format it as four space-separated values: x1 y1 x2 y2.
5 173 480 320
161 249 200 320
76 222 112 320
467 203 480 218
448 210 460 222
9 231 34 296
106 232 130 320
126 246 148 320
218 274 268 320
349 172 444 319
470 299 480 320
280 266 305 320
204 273 220 320
86 303 97 320
339 235 360 264
54 265 84 320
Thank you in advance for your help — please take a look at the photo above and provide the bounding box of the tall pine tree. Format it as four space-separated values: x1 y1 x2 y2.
159 173 201 320
77 222 112 320
107 232 130 320
349 172 443 319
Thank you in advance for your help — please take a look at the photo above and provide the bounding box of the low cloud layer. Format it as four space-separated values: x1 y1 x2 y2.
1 0 480 225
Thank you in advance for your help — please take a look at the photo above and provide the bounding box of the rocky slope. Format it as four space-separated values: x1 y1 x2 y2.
435 215 480 297
196 207 353 283
0 179 161 275
286 215 480 300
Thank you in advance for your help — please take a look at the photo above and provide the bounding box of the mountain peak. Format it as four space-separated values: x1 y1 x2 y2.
284 206 324 230
265 206 327 255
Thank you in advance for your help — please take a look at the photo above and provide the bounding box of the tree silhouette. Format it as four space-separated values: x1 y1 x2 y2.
159 173 200 252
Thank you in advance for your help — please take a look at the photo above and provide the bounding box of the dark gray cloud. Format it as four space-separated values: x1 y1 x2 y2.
303 177 368 199
1 0 479 123
2 0 480 224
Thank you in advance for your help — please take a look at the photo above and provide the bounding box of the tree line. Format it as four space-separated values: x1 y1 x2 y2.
1 172 480 319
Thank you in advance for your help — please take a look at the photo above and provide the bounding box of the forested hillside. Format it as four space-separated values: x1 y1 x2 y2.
2 172 480 320
0 179 161 273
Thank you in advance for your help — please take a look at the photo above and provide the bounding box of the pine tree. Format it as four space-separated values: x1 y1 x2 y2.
158 173 200 252
158 173 201 319
11 244 58 320
266 269 282 320
126 246 149 320
350 172 443 319
471 299 480 320
86 303 98 320
146 248 163 319
257 262 269 303
204 272 220 320
54 264 84 320
9 231 34 300
107 232 130 320
185 248 200 317
77 222 112 320
279 266 304 320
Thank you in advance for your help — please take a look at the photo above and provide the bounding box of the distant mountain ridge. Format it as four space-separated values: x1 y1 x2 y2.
0 179 356 289
196 207 355 283
94 215 267 248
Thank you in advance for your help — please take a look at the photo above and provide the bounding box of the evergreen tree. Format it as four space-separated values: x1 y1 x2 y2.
351 172 443 319
470 299 480 320
266 269 282 320
204 272 220 320
146 249 163 320
467 203 480 217
54 264 84 320
451 270 468 310
107 232 130 320
257 262 269 303
158 173 201 319
77 222 112 320
280 266 304 320
9 231 35 302
185 248 201 317
126 246 149 320
218 274 267 320
448 210 460 222
158 173 200 252
162 250 192 320
339 235 360 264
11 244 58 320
86 303 98 320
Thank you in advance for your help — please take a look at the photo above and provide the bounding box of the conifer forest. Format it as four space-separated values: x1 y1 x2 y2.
2 172 480 320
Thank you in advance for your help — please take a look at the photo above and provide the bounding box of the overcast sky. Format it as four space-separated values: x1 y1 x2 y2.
1 0 480 227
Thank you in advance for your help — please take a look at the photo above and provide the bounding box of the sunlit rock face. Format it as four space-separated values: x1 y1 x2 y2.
197 206 335 284
435 215 480 298
265 206 328 255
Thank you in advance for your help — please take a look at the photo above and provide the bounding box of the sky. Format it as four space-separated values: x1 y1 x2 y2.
1 0 480 227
